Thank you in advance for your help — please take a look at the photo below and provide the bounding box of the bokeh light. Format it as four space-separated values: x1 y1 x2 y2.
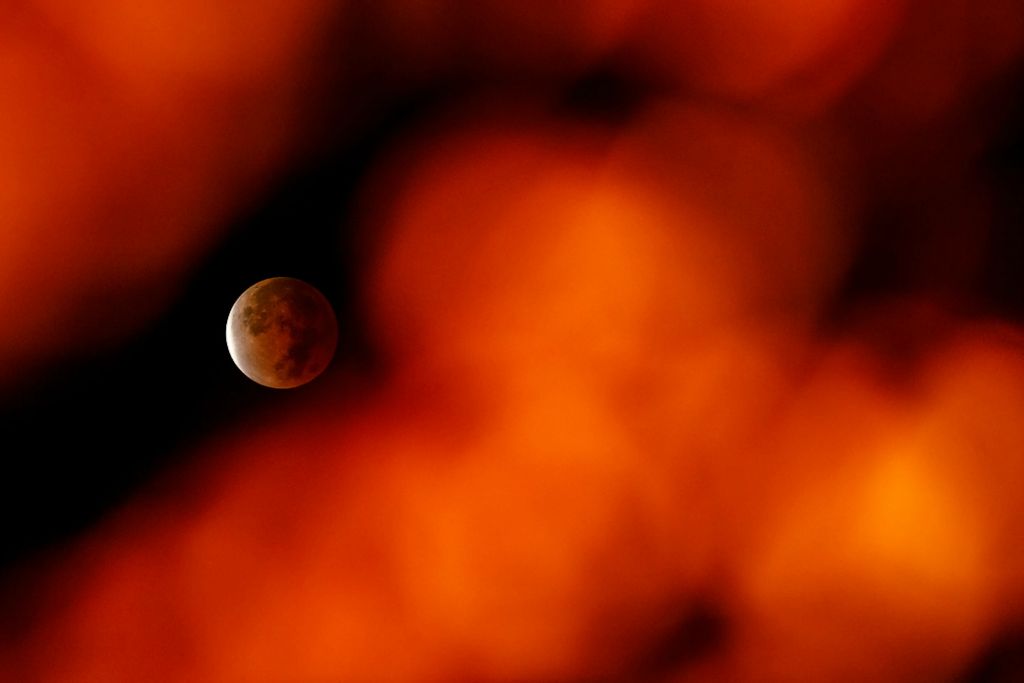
1 1 1024 681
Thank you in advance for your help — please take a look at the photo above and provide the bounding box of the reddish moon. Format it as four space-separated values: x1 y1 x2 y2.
226 277 338 389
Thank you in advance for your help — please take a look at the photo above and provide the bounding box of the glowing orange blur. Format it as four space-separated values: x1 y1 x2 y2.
2 1 1024 681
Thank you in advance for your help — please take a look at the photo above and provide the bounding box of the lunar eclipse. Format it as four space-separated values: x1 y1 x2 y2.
226 277 338 388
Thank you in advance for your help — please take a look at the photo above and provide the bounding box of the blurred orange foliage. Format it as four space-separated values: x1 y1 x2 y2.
2 0 1024 681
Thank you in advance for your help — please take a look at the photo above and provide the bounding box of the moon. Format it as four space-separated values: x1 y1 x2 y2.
226 277 338 389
